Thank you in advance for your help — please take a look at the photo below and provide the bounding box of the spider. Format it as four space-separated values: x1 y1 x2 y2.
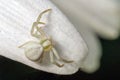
19 9 73 67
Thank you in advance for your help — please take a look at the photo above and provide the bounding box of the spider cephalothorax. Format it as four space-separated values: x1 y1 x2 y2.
19 9 73 67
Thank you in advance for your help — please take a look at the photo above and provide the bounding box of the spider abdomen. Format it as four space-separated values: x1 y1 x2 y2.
20 42 44 61
25 46 43 61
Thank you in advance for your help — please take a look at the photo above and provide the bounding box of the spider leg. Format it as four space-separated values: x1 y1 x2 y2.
52 48 74 63
31 22 45 38
18 41 38 48
36 26 47 37
35 9 52 39
49 51 64 67
37 9 52 22
39 52 45 63
48 36 55 46
31 9 52 39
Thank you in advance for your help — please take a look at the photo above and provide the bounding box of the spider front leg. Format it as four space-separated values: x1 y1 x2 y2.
37 9 52 22
52 47 74 63
18 41 38 48
31 9 52 39
31 22 46 39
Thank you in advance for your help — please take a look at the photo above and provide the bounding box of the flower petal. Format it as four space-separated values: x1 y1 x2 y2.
51 0 120 39
52 0 103 73
78 26 102 73
0 0 88 75
64 13 102 73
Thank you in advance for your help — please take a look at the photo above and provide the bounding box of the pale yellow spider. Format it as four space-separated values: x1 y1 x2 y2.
19 9 73 67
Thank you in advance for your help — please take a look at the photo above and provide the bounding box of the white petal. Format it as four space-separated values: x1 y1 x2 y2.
65 12 102 73
52 0 102 73
51 0 120 39
78 26 102 73
0 0 88 75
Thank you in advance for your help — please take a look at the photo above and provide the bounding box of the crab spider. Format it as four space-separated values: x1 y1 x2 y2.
19 9 73 67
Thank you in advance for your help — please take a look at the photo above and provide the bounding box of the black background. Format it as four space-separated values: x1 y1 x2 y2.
0 37 120 80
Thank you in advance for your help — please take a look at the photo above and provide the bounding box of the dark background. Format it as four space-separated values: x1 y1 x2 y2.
0 36 120 80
